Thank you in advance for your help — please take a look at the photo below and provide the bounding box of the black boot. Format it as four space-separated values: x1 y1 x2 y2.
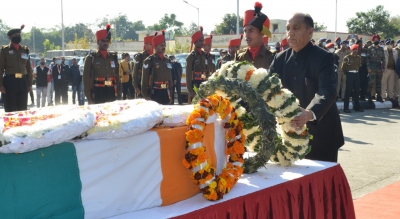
367 92 373 104
377 95 384 103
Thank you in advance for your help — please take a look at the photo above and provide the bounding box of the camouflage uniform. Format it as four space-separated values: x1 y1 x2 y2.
366 45 385 102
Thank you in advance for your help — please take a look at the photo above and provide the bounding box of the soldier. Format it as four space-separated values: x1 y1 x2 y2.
281 38 289 51
186 26 207 103
366 34 385 103
341 44 363 113
326 43 339 74
141 31 173 105
236 2 273 69
203 35 215 76
0 24 33 112
133 34 155 98
335 40 350 100
119 53 135 100
317 38 327 50
219 34 243 69
83 24 120 104
358 40 372 101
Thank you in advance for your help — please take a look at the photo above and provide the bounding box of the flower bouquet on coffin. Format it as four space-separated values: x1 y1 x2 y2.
195 60 312 171
0 106 95 154
84 99 163 140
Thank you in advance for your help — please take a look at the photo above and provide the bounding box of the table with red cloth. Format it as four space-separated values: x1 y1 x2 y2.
110 159 356 219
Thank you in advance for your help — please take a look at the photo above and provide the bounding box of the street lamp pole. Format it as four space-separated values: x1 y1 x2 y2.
335 0 337 40
61 0 65 56
236 0 239 37
183 1 199 28
32 25 36 54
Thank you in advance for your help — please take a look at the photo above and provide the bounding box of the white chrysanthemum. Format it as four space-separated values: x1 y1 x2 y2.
266 89 293 109
274 100 300 118
247 135 261 152
243 126 260 137
236 64 256 81
248 68 268 88
277 117 292 124
281 132 309 147
230 101 237 108
276 150 292 166
236 106 247 118
226 65 236 78
280 122 307 134
299 144 309 154
219 61 234 77
215 90 228 99
270 154 277 161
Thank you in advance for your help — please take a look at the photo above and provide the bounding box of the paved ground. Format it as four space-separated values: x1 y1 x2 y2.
1 89 399 200
338 108 400 199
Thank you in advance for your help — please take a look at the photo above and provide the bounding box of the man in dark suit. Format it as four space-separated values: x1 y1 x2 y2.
269 13 344 162
169 55 183 105
52 57 70 105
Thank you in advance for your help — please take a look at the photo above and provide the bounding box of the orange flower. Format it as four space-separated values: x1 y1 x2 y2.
186 129 203 143
245 69 254 81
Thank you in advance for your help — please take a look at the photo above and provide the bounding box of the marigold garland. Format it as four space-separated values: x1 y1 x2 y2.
183 94 246 201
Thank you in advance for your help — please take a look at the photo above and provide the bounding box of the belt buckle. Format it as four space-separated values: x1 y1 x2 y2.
15 73 23 78
104 80 112 86
161 84 167 89
201 74 206 79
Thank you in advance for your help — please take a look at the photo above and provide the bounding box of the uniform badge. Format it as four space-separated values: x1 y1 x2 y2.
110 61 116 68
9 50 14 55
21 53 28 59
205 59 208 65
143 64 148 69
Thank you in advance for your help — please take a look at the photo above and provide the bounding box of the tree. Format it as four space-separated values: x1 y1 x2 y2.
0 19 11 45
346 5 400 38
70 33 89 49
43 39 57 55
313 22 327 32
389 16 400 38
214 14 243 35
64 23 95 44
179 22 199 36
123 20 146 41
147 14 184 35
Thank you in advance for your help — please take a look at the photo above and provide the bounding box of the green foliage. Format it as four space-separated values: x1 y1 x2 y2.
214 13 243 35
346 5 400 38
313 22 327 32
147 14 185 36
165 41 190 54
43 39 56 55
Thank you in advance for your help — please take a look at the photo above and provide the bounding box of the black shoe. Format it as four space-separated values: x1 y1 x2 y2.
343 109 352 113
360 97 366 101
377 96 384 103
354 108 364 112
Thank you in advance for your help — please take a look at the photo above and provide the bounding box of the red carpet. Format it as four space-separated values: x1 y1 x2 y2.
354 181 400 219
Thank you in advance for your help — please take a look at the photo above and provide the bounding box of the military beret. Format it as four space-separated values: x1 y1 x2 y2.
384 39 391 45
341 40 348 44
350 44 359 51
7 24 25 36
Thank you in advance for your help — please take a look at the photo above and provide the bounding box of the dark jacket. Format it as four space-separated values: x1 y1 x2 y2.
69 65 82 86
171 60 182 82
52 64 70 85
395 57 400 78
270 42 344 157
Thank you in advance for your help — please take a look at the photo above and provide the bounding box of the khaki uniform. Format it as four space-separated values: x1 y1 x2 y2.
0 43 33 112
335 49 350 98
133 51 150 93
83 51 120 104
366 45 385 101
342 54 362 110
235 46 273 69
141 54 173 105
206 53 215 76
185 49 207 94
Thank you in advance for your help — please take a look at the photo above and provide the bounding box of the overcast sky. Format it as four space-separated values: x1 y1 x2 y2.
1 0 397 34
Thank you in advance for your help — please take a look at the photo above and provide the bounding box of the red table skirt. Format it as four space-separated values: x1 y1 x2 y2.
173 165 356 219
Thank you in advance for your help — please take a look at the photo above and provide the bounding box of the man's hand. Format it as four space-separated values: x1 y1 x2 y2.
27 86 32 93
135 88 141 94
0 86 5 93
290 108 314 131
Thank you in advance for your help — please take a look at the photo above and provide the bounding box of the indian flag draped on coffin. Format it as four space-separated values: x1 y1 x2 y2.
0 101 226 218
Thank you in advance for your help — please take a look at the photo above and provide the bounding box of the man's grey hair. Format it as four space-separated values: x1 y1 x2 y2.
293 13 314 29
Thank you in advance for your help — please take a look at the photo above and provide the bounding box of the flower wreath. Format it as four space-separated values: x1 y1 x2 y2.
183 94 245 201
195 61 312 172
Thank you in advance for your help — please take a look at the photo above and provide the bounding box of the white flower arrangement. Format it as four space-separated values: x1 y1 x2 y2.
211 61 312 166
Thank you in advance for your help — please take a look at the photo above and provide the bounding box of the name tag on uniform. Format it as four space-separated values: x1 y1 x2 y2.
201 74 206 79
21 53 29 59
205 59 208 65
9 50 14 55
166 63 172 69
58 75 61 79
161 84 167 88
361 53 366 57
110 61 116 68
15 73 22 78
104 81 112 86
